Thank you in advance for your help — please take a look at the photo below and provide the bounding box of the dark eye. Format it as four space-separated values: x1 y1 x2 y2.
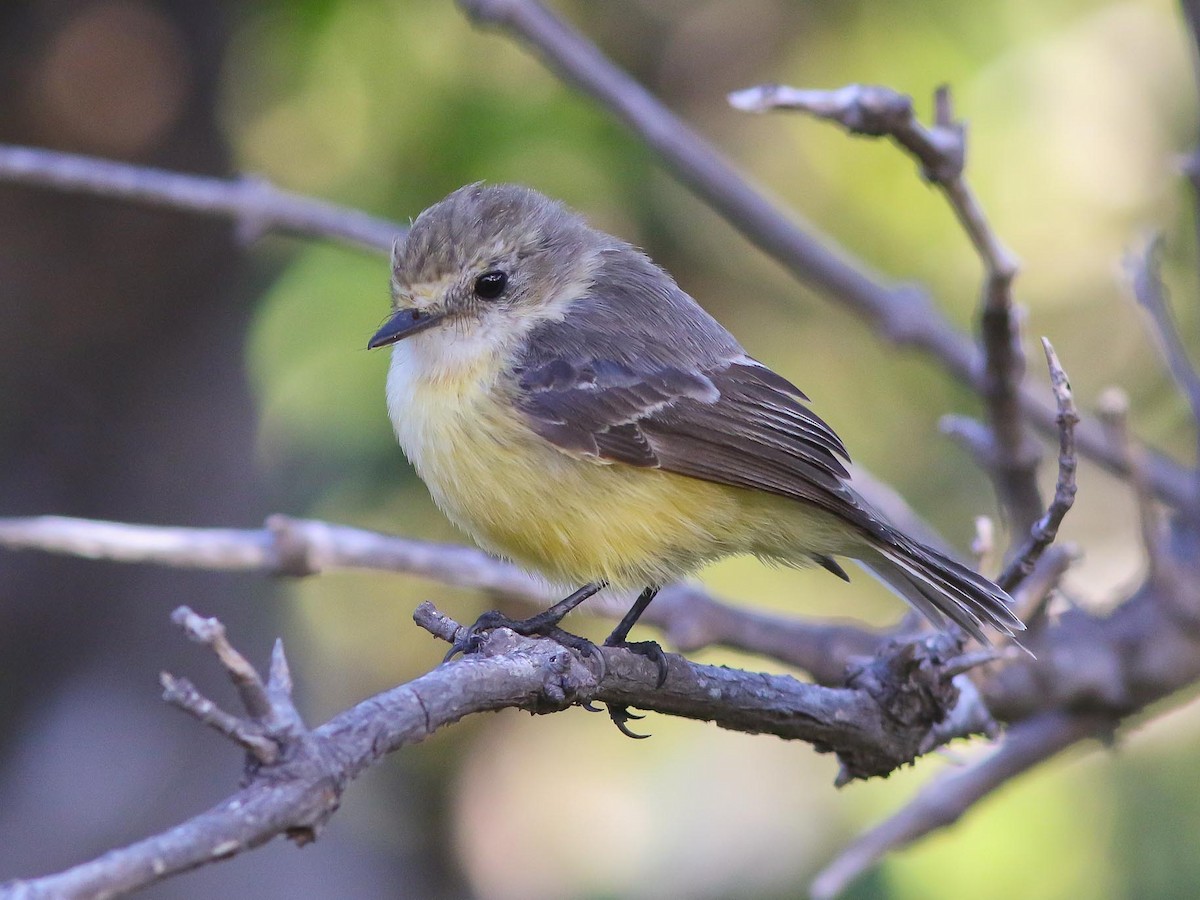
473 270 508 300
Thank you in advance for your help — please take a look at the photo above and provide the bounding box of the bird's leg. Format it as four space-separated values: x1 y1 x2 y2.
604 586 667 683
603 585 667 739
444 582 606 670
605 586 660 644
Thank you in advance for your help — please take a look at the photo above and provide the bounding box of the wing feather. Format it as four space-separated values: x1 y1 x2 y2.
515 355 865 524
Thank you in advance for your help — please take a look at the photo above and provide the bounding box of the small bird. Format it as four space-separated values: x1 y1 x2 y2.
371 183 1022 731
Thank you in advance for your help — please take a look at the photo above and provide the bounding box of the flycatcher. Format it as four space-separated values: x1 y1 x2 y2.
371 183 1023 719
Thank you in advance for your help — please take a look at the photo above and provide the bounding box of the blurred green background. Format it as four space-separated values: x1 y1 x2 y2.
1 0 1199 897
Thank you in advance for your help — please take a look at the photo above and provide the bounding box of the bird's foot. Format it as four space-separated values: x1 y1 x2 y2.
604 637 669 688
607 704 651 740
601 637 669 739
444 609 605 676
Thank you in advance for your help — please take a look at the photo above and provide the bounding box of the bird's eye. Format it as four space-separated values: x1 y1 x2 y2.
473 270 508 300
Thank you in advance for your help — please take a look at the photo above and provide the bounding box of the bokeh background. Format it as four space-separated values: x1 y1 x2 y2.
1 0 1198 897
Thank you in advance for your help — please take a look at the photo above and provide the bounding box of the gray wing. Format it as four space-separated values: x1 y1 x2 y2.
514 352 868 525
512 353 1028 638
511 247 866 525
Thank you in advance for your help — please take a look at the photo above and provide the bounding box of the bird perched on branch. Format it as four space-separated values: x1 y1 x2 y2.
371 183 1023 734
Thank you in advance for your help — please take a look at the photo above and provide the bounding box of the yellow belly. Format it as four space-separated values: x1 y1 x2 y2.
386 346 850 589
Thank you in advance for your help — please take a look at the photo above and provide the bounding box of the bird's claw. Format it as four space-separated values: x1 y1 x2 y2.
542 626 606 680
607 704 651 739
596 638 668 737
605 638 669 688
443 611 605 678
443 610 509 662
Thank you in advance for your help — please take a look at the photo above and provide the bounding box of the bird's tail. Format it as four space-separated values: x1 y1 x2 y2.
856 524 1025 645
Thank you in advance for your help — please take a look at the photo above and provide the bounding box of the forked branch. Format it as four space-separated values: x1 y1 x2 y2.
0 607 994 899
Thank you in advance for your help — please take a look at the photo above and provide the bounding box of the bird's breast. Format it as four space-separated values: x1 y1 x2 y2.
385 340 761 588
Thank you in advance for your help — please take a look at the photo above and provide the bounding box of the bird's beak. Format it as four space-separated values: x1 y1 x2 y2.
367 307 445 349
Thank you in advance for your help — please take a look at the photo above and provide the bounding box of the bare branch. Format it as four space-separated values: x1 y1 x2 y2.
0 607 992 899
0 144 400 252
646 584 886 686
159 673 279 765
983 556 1200 725
172 606 277 720
1126 234 1200 509
728 83 965 181
1011 543 1076 628
1097 388 1174 580
810 712 1112 899
1127 236 1200 414
731 82 1040 532
996 339 1079 593
456 1 937 347
0 513 545 590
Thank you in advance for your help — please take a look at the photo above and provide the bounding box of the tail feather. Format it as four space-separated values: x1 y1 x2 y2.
856 526 1025 644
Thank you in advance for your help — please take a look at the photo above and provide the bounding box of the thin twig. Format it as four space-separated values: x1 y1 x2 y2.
1126 234 1200 512
1127 236 1200 416
0 514 546 591
1011 543 1076 628
172 606 276 721
809 712 1112 899
727 84 965 181
0 143 400 252
159 673 279 764
996 339 1079 593
731 82 1041 533
1097 388 1172 580
1098 390 1200 627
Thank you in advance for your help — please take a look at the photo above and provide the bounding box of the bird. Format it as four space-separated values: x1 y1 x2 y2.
370 183 1023 734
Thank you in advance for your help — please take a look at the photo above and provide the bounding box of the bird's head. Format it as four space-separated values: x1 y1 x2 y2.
369 183 605 357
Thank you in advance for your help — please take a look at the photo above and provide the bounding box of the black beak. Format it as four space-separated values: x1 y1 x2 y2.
368 308 445 349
